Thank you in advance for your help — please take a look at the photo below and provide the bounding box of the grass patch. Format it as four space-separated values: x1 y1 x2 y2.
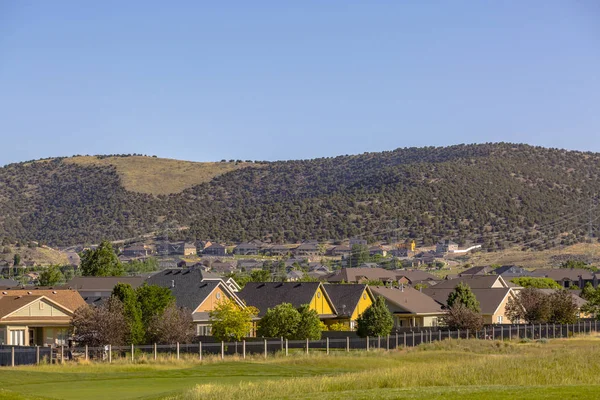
1 338 599 399
65 156 257 195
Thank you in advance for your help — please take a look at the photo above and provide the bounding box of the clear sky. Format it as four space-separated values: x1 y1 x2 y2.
1 1 599 165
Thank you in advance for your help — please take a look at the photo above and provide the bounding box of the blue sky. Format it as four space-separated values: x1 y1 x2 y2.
1 1 599 165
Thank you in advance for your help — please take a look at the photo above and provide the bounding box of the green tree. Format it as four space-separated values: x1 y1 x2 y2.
135 284 175 331
294 304 323 340
80 241 124 276
112 283 144 345
250 269 271 282
511 277 561 289
209 298 258 341
349 244 369 268
581 282 596 300
257 303 301 339
548 289 578 324
447 283 480 312
505 288 551 324
38 265 65 286
356 296 393 338
442 303 484 331
13 253 20 267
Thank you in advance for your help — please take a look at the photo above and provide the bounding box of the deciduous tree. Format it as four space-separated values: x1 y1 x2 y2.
257 303 301 339
147 303 194 344
442 303 484 331
209 299 258 341
71 297 128 347
294 305 323 340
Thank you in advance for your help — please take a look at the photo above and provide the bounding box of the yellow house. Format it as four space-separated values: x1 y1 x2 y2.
0 289 86 346
322 284 374 330
238 282 337 322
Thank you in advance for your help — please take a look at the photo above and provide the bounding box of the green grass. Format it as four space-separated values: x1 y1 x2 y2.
2 337 600 400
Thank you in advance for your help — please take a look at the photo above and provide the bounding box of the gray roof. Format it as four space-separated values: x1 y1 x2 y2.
146 268 222 311
422 287 511 315
434 275 505 289
371 286 444 314
0 279 19 288
459 266 492 276
531 268 595 281
238 282 334 317
67 276 145 291
537 289 588 308
324 284 370 317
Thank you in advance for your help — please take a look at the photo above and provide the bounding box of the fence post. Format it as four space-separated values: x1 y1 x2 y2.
281 337 284 352
403 332 406 347
199 342 202 361
61 345 64 364
438 329 441 342
501 325 504 341
346 337 350 352
386 335 390 351
420 331 423 344
11 346 15 367
154 343 157 360
264 339 268 359
412 332 415 347
545 323 548 339
131 344 135 362
36 345 40 365
306 338 309 355
243 340 246 359
326 337 330 355
508 325 511 341
566 323 569 338
378 336 381 349
492 326 495 340
466 329 469 339
108 344 112 363
457 329 460 339
85 345 88 361
285 339 288 356
395 333 398 349
176 342 180 360
221 341 225 360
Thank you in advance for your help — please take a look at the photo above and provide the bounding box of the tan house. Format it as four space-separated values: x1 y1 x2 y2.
371 286 445 328
0 288 86 346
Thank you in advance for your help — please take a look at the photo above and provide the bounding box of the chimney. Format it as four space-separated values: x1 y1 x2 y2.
171 280 175 288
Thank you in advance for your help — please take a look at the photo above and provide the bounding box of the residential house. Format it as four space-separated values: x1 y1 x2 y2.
326 267 397 285
157 242 198 256
237 259 264 272
238 282 337 322
422 277 517 325
537 289 589 318
121 244 152 258
264 245 295 256
0 279 19 288
146 267 245 336
67 276 146 306
459 266 493 277
233 243 260 256
369 246 387 257
203 243 227 256
210 261 237 274
293 242 321 257
329 245 352 257
324 284 374 330
395 270 441 287
286 270 305 282
371 286 445 328
436 240 458 255
531 268 597 289
0 288 86 346
491 265 532 280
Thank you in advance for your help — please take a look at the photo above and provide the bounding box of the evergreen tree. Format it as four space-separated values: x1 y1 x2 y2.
135 284 175 332
447 283 480 312
80 240 124 277
38 265 65 286
112 283 144 345
356 296 393 338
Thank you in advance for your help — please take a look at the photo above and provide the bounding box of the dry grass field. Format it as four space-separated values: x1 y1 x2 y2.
66 156 257 195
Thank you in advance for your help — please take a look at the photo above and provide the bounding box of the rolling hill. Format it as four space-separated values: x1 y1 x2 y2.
1 143 600 248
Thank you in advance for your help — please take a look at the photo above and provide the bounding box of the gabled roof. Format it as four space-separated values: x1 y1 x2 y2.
459 266 492 276
0 295 74 319
146 268 244 310
296 242 319 250
531 268 595 281
67 276 145 291
0 288 86 312
395 270 440 283
493 265 528 276
422 287 512 315
327 267 397 283
238 282 336 317
537 289 588 308
434 275 508 289
324 284 372 317
371 286 444 314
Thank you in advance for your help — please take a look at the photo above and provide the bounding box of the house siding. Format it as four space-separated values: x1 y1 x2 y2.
351 289 373 321
194 286 230 313
11 299 69 318
309 286 334 315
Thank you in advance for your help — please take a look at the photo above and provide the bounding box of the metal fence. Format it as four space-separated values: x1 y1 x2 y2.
2 320 598 366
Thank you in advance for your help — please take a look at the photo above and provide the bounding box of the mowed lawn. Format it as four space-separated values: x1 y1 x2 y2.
2 337 600 400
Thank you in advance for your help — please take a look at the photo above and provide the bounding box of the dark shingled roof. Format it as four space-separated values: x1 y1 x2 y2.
433 275 506 289
146 268 222 311
238 282 334 317
324 284 370 317
67 276 145 291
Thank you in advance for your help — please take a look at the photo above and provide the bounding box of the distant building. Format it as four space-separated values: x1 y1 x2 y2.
349 238 367 247
203 243 227 256
233 243 260 256
122 244 152 258
436 240 458 255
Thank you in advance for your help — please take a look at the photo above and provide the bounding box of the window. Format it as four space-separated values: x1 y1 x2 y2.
39 302 44 310
317 291 321 298
10 330 25 346
497 315 503 324
362 293 367 300
215 292 221 300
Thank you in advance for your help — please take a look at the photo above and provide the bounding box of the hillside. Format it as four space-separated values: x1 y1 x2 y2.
1 144 600 248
